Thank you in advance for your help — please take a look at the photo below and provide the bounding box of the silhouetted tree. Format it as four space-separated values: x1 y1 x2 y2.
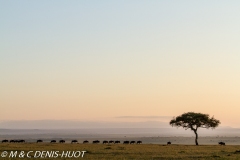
170 112 220 145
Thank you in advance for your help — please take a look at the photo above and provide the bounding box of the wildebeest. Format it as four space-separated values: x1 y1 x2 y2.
219 142 225 145
2 139 8 143
130 141 135 144
19 140 25 143
37 140 43 143
10 140 25 143
50 140 56 143
59 140 65 143
109 140 114 144
137 141 142 144
83 140 89 144
114 140 120 144
92 140 100 144
103 140 108 144
167 141 171 145
123 141 130 144
10 140 15 143
71 140 78 143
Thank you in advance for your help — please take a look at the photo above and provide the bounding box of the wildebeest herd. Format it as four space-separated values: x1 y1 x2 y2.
1 139 143 144
2 139 25 143
1 139 227 145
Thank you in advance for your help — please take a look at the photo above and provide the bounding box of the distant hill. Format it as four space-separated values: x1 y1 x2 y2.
1 120 240 137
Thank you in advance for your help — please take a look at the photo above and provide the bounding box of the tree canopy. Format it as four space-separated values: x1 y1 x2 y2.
170 112 220 145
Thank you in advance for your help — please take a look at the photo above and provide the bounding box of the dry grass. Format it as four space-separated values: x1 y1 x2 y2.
1 143 240 159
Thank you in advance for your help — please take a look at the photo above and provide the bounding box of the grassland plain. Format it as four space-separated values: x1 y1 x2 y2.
1 143 240 160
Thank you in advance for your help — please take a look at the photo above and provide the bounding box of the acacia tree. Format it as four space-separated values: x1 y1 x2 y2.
170 112 220 145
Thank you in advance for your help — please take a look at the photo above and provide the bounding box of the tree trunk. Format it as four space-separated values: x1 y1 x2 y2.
194 130 198 145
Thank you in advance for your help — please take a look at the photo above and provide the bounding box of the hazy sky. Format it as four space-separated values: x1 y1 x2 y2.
1 1 240 128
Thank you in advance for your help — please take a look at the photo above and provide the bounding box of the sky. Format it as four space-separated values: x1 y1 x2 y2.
1 1 240 128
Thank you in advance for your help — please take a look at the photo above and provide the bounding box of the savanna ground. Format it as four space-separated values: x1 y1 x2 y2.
1 143 240 160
